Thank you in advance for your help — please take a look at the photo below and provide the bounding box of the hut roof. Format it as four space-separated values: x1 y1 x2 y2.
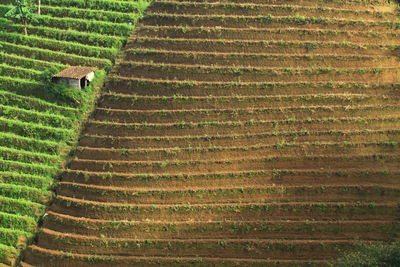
54 66 97 79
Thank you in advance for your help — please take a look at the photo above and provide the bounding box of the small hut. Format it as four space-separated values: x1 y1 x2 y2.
53 66 97 89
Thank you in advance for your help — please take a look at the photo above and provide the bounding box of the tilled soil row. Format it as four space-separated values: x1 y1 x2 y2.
128 37 393 55
149 2 397 20
68 154 400 174
43 211 400 240
135 26 400 45
24 245 327 267
154 0 391 10
92 104 400 123
83 116 400 137
79 129 400 149
24 0 400 265
98 92 383 110
62 169 400 188
56 182 400 204
73 142 400 162
124 49 397 68
106 77 400 96
141 13 400 32
36 228 355 259
50 196 399 221
114 64 400 83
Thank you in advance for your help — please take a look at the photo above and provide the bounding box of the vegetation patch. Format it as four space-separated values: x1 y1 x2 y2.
0 0 150 264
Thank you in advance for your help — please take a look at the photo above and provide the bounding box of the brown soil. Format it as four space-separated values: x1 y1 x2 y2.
23 0 400 266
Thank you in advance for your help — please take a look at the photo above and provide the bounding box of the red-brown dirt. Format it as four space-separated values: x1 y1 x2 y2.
22 0 400 266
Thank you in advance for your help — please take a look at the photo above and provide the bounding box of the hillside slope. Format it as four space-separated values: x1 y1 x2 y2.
23 0 400 266
0 0 149 265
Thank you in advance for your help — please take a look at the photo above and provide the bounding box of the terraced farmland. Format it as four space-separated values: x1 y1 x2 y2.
0 0 150 265
18 0 400 266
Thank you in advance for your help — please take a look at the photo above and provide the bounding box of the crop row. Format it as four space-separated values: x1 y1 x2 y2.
0 132 61 155
0 117 74 142
0 104 74 128
53 196 398 220
142 12 400 31
0 195 46 219
0 64 43 81
0 52 66 71
0 172 53 190
119 61 390 75
0 31 119 61
41 5 140 24
0 243 17 266
137 26 400 45
0 183 52 205
42 0 150 14
44 210 400 239
33 15 133 37
106 77 400 96
0 19 127 48
0 90 78 117
149 1 397 20
0 146 61 166
131 36 394 55
58 182 399 203
0 41 112 70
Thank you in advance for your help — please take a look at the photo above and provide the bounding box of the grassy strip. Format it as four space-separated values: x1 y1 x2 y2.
0 195 45 218
0 117 74 142
0 64 43 81
0 90 78 117
0 104 74 128
0 159 59 177
0 227 32 248
0 244 17 265
0 146 61 166
42 0 150 14
0 172 53 190
41 5 140 23
0 31 119 61
0 183 52 204
0 41 112 71
0 212 37 232
0 132 61 155
0 77 51 101
0 19 126 48
0 52 66 71
33 15 133 37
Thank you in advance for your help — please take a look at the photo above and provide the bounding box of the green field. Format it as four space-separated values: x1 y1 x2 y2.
0 0 150 265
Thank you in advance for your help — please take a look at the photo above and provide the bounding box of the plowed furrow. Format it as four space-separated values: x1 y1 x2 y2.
125 49 397 68
56 182 400 204
50 196 400 221
136 26 400 45
24 0 400 265
129 37 392 55
150 2 396 20
68 154 400 174
62 168 400 188
106 77 400 96
141 13 400 32
84 116 400 137
43 211 400 240
79 129 400 149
